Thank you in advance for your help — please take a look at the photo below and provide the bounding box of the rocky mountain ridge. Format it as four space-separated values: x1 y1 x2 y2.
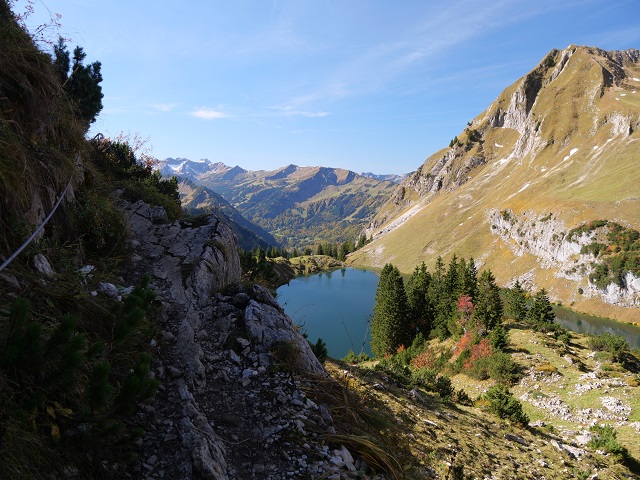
350 45 640 321
177 177 278 250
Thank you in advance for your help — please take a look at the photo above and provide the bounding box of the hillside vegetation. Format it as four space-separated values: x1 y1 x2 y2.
321 318 640 479
0 5 184 477
349 46 640 322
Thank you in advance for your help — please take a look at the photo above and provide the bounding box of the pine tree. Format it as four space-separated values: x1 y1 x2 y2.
371 263 410 357
406 262 434 335
461 257 479 300
526 288 555 325
53 38 103 126
474 269 503 333
507 280 528 322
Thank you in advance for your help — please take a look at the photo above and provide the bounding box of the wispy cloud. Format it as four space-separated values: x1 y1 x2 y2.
249 105 331 118
190 107 229 120
152 102 179 113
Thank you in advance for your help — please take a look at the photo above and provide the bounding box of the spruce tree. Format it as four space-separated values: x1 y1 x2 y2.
474 269 503 333
444 254 460 301
461 257 479 300
406 262 434 335
507 280 528 322
371 263 410 357
526 288 555 325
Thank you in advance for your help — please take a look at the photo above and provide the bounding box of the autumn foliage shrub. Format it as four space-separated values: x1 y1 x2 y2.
411 348 438 370
465 338 493 369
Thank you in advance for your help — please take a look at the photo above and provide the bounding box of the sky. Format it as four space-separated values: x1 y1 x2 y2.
13 0 640 175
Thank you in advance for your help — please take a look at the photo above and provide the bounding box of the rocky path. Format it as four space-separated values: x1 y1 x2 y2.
118 200 371 479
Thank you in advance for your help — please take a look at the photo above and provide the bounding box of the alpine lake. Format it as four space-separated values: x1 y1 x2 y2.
276 267 640 359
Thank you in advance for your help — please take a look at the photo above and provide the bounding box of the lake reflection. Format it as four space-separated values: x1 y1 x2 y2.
276 268 378 358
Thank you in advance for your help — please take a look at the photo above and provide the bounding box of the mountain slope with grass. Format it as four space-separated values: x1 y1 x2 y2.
349 45 640 322
158 159 397 248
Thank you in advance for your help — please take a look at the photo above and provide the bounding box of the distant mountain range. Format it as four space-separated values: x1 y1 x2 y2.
178 177 277 250
158 160 400 248
348 45 640 322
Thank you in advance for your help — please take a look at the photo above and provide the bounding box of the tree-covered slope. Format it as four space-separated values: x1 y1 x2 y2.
349 45 640 322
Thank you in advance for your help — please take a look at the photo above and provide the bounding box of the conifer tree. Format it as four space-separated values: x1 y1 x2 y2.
444 254 460 299
357 234 367 249
406 262 434 335
53 38 103 126
371 263 410 357
461 257 479 300
507 280 528 322
526 288 555 325
474 269 503 333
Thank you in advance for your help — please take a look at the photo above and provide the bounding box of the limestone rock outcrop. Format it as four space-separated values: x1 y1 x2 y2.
119 199 359 479
489 209 640 307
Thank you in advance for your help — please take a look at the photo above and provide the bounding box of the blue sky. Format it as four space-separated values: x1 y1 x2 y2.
14 0 640 175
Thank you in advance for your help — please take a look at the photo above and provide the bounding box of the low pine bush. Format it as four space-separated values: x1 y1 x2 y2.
483 384 529 426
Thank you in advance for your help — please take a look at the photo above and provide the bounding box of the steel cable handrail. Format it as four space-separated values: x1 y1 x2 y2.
0 175 73 272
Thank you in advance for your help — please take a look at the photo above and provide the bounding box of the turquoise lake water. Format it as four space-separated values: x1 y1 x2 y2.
276 268 640 358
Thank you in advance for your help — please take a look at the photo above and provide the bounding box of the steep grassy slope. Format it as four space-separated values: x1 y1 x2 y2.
349 46 640 321
160 161 397 248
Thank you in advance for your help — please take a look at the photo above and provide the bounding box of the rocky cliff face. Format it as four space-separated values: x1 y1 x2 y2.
489 209 640 307
119 199 365 479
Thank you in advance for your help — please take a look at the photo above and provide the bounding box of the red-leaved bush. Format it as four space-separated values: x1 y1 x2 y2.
411 348 437 369
455 331 474 356
464 338 493 369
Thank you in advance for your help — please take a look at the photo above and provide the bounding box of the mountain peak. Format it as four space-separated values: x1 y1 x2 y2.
350 45 640 322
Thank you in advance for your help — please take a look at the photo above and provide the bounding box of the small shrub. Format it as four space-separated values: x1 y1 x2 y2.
453 388 472 405
490 324 508 351
587 333 629 362
588 424 628 460
535 363 558 374
411 368 437 389
309 338 328 364
270 340 301 372
434 375 454 400
411 347 439 370
484 384 529 426
489 352 518 384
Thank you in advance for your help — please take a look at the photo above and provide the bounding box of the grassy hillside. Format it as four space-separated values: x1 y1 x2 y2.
316 323 640 479
349 46 640 322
